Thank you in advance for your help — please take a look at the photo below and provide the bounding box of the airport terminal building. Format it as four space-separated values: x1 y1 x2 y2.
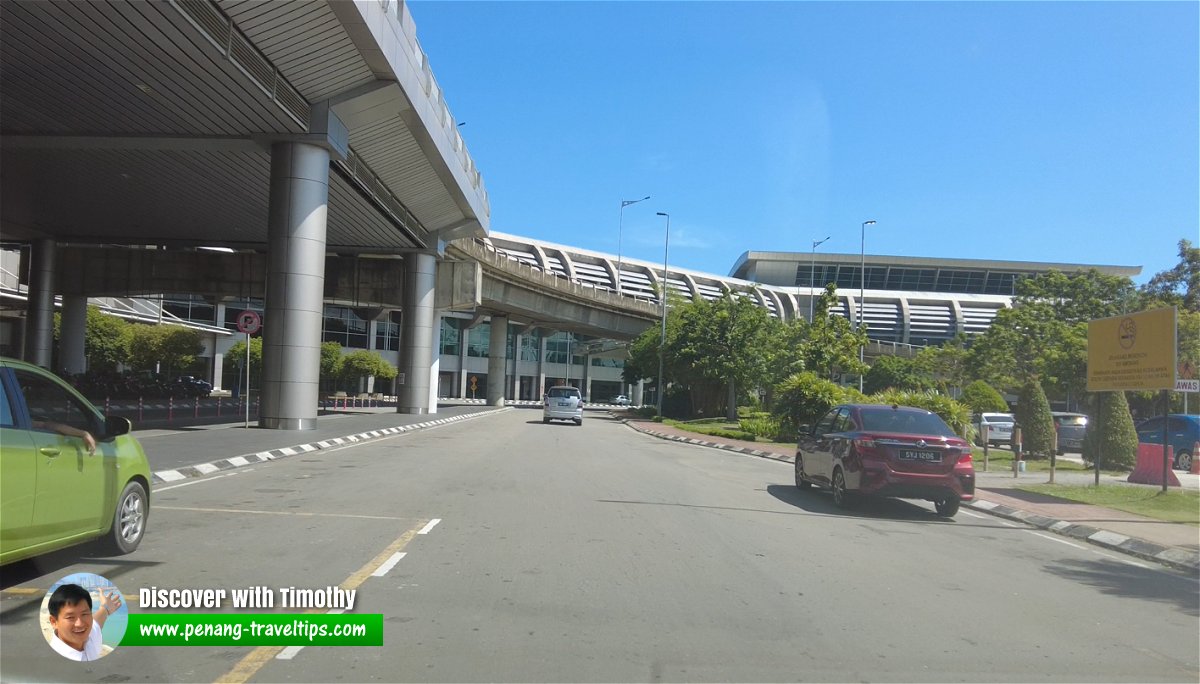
0 236 1141 406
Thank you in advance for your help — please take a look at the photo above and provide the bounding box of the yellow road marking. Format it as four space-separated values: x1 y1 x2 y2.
214 519 429 684
156 505 410 521
1 588 42 595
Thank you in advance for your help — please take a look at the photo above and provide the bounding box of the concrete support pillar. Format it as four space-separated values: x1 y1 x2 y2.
60 294 88 375
23 239 56 368
486 314 508 406
398 252 437 414
510 331 520 400
366 319 378 394
260 141 330 430
633 379 645 407
458 321 469 398
212 352 224 391
537 333 547 397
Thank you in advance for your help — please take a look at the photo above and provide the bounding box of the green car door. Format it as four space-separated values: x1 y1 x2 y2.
0 373 37 556
13 366 107 550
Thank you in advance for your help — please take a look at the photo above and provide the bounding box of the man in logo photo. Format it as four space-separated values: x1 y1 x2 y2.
47 583 121 661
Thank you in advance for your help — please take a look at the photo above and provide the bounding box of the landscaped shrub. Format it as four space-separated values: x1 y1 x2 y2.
740 414 788 442
703 428 757 442
1081 392 1138 470
1015 377 1056 458
961 380 1010 415
772 372 864 436
869 388 974 441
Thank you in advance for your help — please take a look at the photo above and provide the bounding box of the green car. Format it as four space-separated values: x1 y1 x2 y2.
1 357 151 565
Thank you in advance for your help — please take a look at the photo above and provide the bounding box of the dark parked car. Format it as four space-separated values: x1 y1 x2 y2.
1051 412 1089 454
1135 414 1199 471
794 404 975 517
170 376 213 398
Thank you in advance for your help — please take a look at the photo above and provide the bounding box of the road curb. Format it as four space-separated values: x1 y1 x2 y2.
617 414 1199 574
617 415 793 464
965 498 1200 573
152 407 513 485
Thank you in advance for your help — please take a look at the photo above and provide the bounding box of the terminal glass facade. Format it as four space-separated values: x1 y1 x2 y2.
795 264 1023 295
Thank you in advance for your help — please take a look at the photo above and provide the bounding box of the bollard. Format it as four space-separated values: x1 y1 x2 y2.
138 396 144 422
1012 425 1023 477
981 423 990 472
168 396 174 423
194 397 199 419
104 397 111 415
217 396 222 417
1191 441 1200 475
1049 431 1057 484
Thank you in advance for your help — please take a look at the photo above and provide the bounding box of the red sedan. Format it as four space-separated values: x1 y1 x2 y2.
794 403 975 517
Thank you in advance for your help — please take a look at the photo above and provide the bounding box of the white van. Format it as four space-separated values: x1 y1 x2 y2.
543 386 584 425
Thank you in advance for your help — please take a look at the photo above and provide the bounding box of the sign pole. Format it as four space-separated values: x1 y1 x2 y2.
1162 389 1170 493
234 309 262 429
245 332 251 429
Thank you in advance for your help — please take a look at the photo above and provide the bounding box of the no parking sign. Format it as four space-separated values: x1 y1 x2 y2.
236 310 261 335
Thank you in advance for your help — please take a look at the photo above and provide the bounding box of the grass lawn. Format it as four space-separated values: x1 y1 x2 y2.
1019 483 1200 525
970 448 1126 476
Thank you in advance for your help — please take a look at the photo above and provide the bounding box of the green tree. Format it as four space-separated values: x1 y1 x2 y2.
760 317 808 410
912 335 970 394
225 337 264 391
1139 239 1199 312
159 325 205 376
967 269 1137 402
622 293 688 414
1014 377 1056 458
960 380 1009 415
1081 391 1139 470
675 292 774 420
127 323 204 376
622 291 775 418
862 355 930 395
802 284 867 382
320 341 344 384
339 350 397 390
83 306 132 372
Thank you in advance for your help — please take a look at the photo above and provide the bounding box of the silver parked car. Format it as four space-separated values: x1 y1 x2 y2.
612 394 631 406
975 412 1014 447
543 386 583 425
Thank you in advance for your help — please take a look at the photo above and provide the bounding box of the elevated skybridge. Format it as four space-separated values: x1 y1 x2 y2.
463 232 1015 348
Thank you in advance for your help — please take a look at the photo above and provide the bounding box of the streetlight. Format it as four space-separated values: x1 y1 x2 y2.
809 236 831 322
655 211 670 417
616 196 650 295
859 219 876 392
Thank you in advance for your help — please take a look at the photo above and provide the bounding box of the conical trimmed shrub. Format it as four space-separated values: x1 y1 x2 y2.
1081 392 1139 470
1015 377 1055 458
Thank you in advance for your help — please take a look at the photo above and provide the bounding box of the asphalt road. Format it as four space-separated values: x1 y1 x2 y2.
1 409 1197 683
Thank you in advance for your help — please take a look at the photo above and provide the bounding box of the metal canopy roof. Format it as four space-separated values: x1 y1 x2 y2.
1 0 487 252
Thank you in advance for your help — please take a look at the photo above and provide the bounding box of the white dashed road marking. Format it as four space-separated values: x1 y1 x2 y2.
371 552 406 577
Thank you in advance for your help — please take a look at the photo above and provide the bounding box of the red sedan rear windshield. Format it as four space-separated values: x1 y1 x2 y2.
858 408 956 437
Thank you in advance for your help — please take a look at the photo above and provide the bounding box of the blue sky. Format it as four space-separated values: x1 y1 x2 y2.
407 1 1198 285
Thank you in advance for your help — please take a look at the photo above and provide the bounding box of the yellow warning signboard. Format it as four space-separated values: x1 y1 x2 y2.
1087 307 1177 392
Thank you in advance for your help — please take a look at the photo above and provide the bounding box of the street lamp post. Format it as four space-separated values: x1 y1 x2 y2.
859 219 876 392
809 236 831 322
616 196 650 295
655 211 671 417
